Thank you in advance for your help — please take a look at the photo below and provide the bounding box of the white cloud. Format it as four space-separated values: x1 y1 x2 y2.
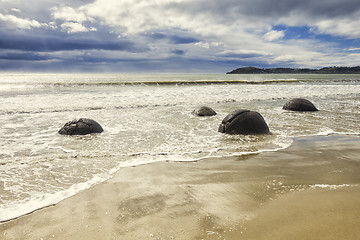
263 30 285 41
51 5 98 33
11 8 20 13
83 0 179 34
195 41 210 49
0 12 47 29
315 16 360 39
50 0 251 37
51 6 92 23
60 22 97 33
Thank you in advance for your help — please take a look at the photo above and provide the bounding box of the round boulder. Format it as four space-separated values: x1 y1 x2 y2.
58 118 103 135
192 106 217 116
283 98 318 111
218 109 270 135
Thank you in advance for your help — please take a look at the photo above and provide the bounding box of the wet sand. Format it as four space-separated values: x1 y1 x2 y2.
1 135 360 239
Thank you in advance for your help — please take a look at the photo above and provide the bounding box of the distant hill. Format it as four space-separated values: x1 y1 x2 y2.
226 66 360 74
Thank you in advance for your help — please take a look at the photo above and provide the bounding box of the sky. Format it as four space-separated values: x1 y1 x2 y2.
1 0 360 73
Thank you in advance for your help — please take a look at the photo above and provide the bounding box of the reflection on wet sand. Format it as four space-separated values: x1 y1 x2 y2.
1 135 360 240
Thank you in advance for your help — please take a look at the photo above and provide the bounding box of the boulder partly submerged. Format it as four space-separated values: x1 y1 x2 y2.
218 109 270 135
283 98 318 112
58 118 103 135
192 106 217 116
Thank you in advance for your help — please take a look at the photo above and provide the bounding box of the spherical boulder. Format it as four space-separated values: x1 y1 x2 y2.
218 109 270 135
283 98 318 111
58 118 103 135
192 106 217 116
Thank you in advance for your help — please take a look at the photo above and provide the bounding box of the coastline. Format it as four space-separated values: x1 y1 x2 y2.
226 66 360 74
1 134 360 240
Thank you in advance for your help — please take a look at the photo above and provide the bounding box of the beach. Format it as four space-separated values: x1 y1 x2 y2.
1 134 360 240
1 0 360 237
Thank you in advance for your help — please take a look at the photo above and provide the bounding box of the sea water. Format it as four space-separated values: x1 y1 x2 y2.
0 73 359 222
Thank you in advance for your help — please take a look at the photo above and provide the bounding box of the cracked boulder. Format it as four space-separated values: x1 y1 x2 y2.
218 109 270 135
192 106 217 116
58 118 103 135
283 98 318 111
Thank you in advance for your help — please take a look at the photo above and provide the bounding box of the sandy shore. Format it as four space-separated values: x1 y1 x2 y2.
1 135 360 240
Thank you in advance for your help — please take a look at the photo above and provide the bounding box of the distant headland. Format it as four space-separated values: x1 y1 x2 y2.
226 66 360 74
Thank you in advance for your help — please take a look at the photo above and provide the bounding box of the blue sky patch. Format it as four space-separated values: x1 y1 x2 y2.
273 24 360 51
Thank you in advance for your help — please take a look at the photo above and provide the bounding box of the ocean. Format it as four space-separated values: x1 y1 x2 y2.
0 73 360 222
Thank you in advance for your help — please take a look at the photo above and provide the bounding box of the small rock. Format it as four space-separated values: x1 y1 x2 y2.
283 98 318 111
192 106 217 116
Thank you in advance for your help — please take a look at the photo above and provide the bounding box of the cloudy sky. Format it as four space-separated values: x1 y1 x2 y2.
1 0 360 73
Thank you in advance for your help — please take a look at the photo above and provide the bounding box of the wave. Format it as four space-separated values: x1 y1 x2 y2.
0 103 181 116
44 79 305 86
3 78 359 90
2 79 311 87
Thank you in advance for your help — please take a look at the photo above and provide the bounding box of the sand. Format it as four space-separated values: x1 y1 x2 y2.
1 135 360 240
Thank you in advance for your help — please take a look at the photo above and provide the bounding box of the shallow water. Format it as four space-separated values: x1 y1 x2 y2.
0 73 359 221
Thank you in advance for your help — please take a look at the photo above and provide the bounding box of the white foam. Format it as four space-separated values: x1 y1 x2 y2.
231 146 289 157
46 145 76 153
0 174 107 222
291 128 335 139
314 128 335 136
0 154 179 222
332 131 360 136
310 184 356 190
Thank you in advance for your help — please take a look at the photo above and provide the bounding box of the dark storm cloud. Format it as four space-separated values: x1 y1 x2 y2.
171 49 186 55
280 0 360 18
0 33 144 52
168 0 360 22
147 32 200 44
169 35 200 44
147 32 167 40
0 52 52 61
234 0 360 17
223 53 267 59
0 57 252 73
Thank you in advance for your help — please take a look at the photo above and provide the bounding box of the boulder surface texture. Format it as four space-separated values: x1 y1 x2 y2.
58 118 103 135
218 109 270 135
192 106 217 116
283 98 318 111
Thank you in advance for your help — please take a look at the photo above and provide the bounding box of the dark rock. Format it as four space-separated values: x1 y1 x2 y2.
218 109 270 135
58 118 103 135
192 106 217 116
283 98 318 111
